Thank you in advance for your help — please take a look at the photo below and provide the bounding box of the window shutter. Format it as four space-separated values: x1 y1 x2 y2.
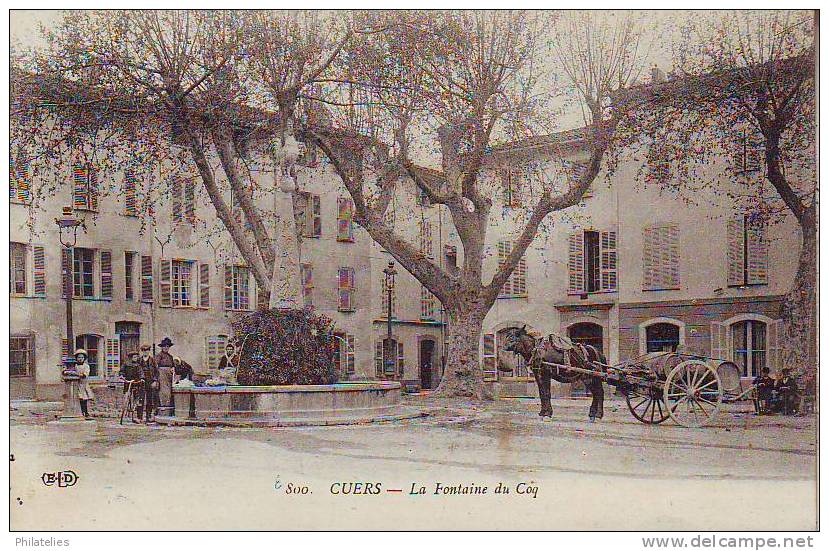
89 167 98 211
727 216 746 286
224 266 233 310
199 263 210 308
600 230 618 291
171 177 182 223
140 255 153 302
482 333 497 382
312 195 322 237
514 255 527 296
746 221 768 285
100 250 113 299
497 240 511 297
337 197 354 242
375 340 384 377
32 246 46 297
338 267 354 311
296 193 309 236
568 232 585 294
105 338 120 377
61 338 70 364
72 164 89 210
767 319 783 372
643 225 679 290
301 264 313 307
11 158 31 203
185 179 196 224
710 322 726 360
61 248 71 299
159 259 172 307
124 170 138 216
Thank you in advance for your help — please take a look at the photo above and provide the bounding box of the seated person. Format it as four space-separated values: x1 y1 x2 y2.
752 367 775 414
776 368 799 415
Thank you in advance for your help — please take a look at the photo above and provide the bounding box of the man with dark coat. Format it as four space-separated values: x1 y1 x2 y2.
139 344 159 422
173 356 193 381
752 367 775 414
155 337 176 416
776 368 799 415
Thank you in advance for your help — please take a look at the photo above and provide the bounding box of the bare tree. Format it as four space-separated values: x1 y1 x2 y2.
311 11 646 398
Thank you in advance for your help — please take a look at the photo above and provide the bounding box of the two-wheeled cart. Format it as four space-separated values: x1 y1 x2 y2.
539 351 744 428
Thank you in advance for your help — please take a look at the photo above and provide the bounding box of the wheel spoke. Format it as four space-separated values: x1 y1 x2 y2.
656 398 664 420
697 378 719 391
633 397 648 412
691 396 714 418
649 399 656 422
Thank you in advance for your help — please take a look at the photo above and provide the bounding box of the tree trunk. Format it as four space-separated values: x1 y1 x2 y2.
433 309 489 400
780 213 817 377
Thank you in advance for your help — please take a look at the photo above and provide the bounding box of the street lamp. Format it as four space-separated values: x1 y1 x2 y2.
55 207 84 421
382 261 397 380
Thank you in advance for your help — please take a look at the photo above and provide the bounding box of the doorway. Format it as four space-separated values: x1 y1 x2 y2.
115 321 141 366
567 322 604 396
419 338 436 389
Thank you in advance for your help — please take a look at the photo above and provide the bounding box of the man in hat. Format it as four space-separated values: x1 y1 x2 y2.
74 349 95 419
119 351 144 423
776 368 799 415
752 367 775 415
155 337 176 415
139 344 158 422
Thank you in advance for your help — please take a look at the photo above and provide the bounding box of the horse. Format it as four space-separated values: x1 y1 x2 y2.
500 326 607 422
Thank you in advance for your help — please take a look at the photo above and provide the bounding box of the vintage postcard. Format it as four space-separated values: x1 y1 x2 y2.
7 6 819 537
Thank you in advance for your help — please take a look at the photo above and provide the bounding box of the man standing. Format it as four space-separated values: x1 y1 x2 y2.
155 337 176 416
217 341 239 384
139 344 158 422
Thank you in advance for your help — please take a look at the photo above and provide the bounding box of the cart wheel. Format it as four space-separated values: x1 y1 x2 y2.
664 360 723 427
625 388 669 424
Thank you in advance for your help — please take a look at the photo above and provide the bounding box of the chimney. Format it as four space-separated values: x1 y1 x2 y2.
650 65 666 83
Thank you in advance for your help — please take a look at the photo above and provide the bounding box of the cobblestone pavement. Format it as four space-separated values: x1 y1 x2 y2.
10 396 817 531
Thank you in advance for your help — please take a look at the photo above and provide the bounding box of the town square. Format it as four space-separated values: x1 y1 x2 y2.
7 8 818 533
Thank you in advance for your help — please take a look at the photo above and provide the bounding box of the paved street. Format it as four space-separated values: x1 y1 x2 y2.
10 397 817 531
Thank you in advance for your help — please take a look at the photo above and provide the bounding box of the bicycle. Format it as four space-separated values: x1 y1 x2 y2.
119 379 143 425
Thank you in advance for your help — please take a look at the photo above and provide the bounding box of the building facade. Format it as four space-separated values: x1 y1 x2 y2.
9 122 806 400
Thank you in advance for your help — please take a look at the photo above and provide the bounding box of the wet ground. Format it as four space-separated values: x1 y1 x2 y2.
10 396 817 530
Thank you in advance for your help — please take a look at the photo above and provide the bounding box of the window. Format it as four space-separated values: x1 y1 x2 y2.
72 248 95 298
728 215 768 286
10 242 27 295
500 165 522 207
419 219 434 259
338 267 355 312
72 163 98 211
300 263 314 308
568 322 604 353
420 286 436 320
125 252 136 301
375 338 403 379
381 273 395 318
160 259 195 307
731 320 767 378
646 323 680 353
10 335 34 377
334 332 356 376
643 224 680 290
205 335 229 372
75 334 101 377
123 170 138 216
497 240 528 298
568 230 617 294
10 157 31 203
337 197 354 242
732 129 764 175
224 265 251 311
297 192 322 238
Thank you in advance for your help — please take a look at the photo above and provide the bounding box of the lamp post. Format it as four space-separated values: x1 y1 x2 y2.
382 261 397 380
55 207 84 421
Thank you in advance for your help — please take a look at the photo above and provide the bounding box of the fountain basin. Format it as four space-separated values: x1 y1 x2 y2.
155 381 423 427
